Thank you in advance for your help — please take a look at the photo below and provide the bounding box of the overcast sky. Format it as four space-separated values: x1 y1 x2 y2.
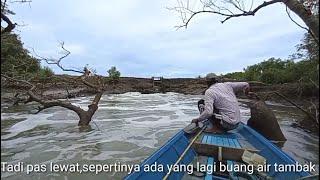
9 0 306 78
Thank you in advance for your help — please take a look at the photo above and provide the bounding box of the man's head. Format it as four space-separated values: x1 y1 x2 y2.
205 73 219 87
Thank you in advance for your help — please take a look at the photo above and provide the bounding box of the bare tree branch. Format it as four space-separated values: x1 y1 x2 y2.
171 0 319 43
1 0 32 34
1 73 34 87
309 100 319 124
26 91 85 115
2 71 105 126
33 43 106 91
220 0 283 23
285 5 319 45
309 78 319 89
9 0 31 3
273 91 319 126
1 0 7 12
2 43 108 126
171 0 282 29
80 76 103 91
1 11 16 33
32 42 84 74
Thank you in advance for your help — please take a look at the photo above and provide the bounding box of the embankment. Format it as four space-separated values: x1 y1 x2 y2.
1 75 318 101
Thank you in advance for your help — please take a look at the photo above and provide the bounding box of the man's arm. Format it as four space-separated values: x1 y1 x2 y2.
192 90 214 123
226 82 257 98
226 82 250 94
243 83 250 96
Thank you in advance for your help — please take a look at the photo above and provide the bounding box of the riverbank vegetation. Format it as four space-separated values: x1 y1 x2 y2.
224 33 319 126
223 33 319 86
1 33 54 80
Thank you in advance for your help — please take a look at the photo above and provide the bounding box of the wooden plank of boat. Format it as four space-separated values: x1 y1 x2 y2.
192 142 259 162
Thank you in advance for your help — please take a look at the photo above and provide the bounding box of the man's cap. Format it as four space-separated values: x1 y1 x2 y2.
205 73 218 79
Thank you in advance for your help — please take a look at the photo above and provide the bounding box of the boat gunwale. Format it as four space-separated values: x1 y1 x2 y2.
240 122 311 177
124 130 191 179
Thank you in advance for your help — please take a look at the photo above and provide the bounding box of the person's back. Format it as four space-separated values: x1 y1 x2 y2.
192 73 250 132
206 82 249 125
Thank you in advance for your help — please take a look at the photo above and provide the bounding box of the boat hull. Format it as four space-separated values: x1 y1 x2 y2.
125 123 311 180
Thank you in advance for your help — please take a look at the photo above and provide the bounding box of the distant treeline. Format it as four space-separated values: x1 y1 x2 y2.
223 58 318 84
223 33 319 85
2 31 319 86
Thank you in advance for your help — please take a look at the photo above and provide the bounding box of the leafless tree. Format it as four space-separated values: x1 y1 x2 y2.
1 42 107 126
1 0 31 34
1 0 15 33
171 0 319 44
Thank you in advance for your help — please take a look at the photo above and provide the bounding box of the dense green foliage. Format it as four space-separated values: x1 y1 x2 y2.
223 72 246 81
1 33 54 79
223 33 319 84
37 66 54 80
107 66 121 81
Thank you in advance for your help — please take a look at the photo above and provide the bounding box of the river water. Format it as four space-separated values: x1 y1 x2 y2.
1 92 319 179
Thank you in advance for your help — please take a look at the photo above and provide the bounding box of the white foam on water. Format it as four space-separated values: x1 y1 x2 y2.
1 92 319 178
0 93 265 173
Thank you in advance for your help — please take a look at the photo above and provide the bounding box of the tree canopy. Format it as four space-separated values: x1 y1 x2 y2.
223 33 319 85
1 32 53 79
107 66 121 81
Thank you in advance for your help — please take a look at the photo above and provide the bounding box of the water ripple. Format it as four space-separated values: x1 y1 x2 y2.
1 93 319 179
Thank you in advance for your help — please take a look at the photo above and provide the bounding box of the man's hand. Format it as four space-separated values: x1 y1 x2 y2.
244 86 250 96
191 118 199 124
247 92 259 100
248 92 255 96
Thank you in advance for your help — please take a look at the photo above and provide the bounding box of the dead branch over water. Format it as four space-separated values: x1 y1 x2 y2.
1 43 107 126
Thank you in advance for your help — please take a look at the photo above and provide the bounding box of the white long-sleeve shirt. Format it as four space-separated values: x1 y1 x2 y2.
197 82 249 125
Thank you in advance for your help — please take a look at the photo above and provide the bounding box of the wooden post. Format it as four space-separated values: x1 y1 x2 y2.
152 76 163 88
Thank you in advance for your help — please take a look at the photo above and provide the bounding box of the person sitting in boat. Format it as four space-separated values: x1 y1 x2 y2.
191 73 252 133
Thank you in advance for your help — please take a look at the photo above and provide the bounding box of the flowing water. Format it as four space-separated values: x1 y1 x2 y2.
1 92 319 179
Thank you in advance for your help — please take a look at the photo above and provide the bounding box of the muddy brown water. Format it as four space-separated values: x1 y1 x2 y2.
1 92 319 179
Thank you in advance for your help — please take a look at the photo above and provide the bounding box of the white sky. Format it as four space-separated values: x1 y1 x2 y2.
9 0 306 77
